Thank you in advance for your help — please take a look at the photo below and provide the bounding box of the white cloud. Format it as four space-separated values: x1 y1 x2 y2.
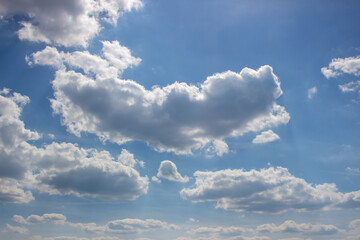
256 220 341 235
13 213 66 225
0 89 148 202
157 160 189 183
5 224 29 234
321 56 360 79
29 45 290 155
14 213 177 235
339 81 360 93
0 0 143 47
207 139 229 156
0 178 34 203
151 176 161 183
180 166 360 213
307 87 317 99
252 130 280 144
190 226 249 237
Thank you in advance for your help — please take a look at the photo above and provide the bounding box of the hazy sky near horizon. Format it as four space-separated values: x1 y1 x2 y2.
1 0 360 239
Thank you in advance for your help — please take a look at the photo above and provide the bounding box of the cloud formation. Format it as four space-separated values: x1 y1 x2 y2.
13 213 177 235
307 87 317 99
339 81 360 93
28 44 290 155
157 160 189 183
0 0 143 47
180 166 360 213
256 220 341 235
252 130 279 144
0 89 148 202
321 56 360 79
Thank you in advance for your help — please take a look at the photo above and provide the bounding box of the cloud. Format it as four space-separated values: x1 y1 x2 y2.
14 213 177 235
307 87 317 99
0 0 143 47
321 56 360 79
180 166 360 213
252 130 279 144
184 220 343 240
5 224 29 234
0 178 34 203
256 220 341 235
190 226 249 237
0 89 148 202
151 176 161 183
156 160 189 183
339 81 360 93
13 213 66 225
28 45 290 155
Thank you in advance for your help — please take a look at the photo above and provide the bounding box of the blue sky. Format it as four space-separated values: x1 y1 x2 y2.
0 0 360 239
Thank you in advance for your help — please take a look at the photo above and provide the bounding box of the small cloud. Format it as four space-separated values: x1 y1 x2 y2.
346 167 360 175
48 134 55 139
151 176 161 183
252 130 280 144
339 81 360 93
157 160 189 183
188 218 199 223
321 56 360 79
307 86 317 99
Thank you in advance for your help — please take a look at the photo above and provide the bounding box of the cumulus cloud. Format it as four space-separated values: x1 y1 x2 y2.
256 220 341 235
28 44 290 155
252 130 280 144
321 56 360 79
13 213 177 235
0 0 143 47
180 167 360 213
184 220 343 240
157 160 189 183
307 87 317 99
0 89 148 202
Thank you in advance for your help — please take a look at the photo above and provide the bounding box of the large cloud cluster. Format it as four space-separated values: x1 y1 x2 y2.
0 0 143 47
28 43 290 155
0 89 148 203
180 167 360 213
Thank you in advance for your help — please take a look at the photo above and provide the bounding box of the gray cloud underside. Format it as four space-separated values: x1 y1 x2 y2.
0 0 143 47
180 167 360 213
29 44 290 155
0 90 148 203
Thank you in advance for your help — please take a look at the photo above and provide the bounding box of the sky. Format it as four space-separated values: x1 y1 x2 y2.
0 0 360 239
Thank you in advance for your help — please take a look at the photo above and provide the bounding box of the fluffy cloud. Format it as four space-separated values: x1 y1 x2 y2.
256 220 341 235
13 213 177 235
321 56 360 79
0 89 148 202
307 87 317 99
157 160 189 183
29 44 290 155
0 0 143 47
183 220 344 240
252 130 280 144
180 167 360 213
